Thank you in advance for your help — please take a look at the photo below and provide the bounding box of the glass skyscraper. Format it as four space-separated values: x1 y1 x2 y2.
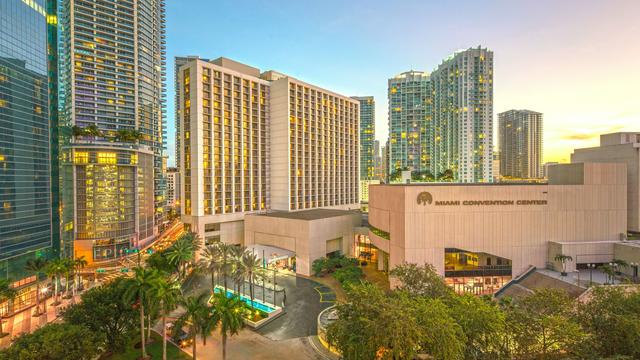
353 96 375 180
0 0 57 314
388 71 432 175
59 0 166 263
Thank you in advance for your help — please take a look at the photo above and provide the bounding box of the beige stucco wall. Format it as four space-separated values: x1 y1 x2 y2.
244 213 361 276
614 242 640 277
368 163 627 278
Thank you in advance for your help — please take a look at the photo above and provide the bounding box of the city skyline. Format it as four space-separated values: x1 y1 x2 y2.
164 0 639 166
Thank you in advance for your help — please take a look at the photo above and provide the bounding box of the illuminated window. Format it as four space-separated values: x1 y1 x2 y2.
74 151 89 164
97 152 117 164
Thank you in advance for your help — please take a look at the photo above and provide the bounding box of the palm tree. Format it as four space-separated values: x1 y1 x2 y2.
73 256 88 295
200 244 222 292
554 254 573 276
219 244 236 293
84 124 103 139
0 279 16 337
166 233 199 280
46 258 65 305
123 267 161 360
156 277 182 360
24 257 48 316
71 125 85 139
179 293 210 359
241 252 262 307
210 292 244 360
62 258 75 299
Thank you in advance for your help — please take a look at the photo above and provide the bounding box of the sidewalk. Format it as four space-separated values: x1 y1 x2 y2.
0 291 81 349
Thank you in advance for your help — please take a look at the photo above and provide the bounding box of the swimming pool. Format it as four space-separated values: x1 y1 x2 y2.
213 286 277 314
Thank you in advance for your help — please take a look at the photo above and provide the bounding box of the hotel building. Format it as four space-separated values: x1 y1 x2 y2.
58 0 166 262
177 57 359 245
572 132 640 233
388 71 432 175
499 110 543 179
431 47 494 183
368 163 627 295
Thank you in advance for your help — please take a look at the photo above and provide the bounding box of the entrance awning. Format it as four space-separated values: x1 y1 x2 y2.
246 244 295 264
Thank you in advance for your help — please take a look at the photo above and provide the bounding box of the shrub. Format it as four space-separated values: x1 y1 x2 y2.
333 266 363 285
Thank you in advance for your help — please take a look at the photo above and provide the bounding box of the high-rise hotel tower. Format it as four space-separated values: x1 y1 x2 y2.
177 58 359 245
388 71 432 175
59 0 166 263
498 109 543 179
431 47 494 182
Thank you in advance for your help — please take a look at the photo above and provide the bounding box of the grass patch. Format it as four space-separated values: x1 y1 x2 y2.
106 332 190 360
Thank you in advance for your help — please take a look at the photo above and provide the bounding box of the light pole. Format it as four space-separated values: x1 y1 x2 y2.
587 264 595 286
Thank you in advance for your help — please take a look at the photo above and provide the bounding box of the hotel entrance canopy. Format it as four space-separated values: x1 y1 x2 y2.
246 244 295 264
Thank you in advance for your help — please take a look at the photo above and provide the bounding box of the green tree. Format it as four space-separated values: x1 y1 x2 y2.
210 292 244 360
123 267 161 359
179 292 210 360
166 232 198 280
0 279 16 337
146 251 175 275
84 124 102 138
409 294 465 360
576 286 640 358
505 288 586 358
155 277 183 360
445 294 507 359
311 257 328 276
24 257 48 315
199 244 221 291
241 251 261 307
62 257 75 299
437 169 454 182
411 170 434 182
390 262 453 299
46 258 66 305
0 323 101 360
73 256 88 296
63 277 137 353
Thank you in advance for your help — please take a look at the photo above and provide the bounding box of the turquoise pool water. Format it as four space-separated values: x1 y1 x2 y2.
213 287 276 314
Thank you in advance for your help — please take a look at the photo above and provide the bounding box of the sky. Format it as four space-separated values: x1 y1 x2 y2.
165 0 640 166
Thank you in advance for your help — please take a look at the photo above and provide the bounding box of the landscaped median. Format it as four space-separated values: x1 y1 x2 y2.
210 285 283 329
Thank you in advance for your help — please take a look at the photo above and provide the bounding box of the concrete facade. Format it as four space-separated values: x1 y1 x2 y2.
368 163 627 281
572 132 640 232
244 210 361 276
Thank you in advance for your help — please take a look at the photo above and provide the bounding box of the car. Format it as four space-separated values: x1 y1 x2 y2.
173 328 193 348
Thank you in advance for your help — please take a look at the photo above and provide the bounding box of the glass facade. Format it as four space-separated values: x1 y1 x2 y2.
388 71 432 175
353 96 375 180
444 248 512 295
0 0 53 276
59 0 166 262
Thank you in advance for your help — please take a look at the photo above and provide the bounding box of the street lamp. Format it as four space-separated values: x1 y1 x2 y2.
587 264 595 286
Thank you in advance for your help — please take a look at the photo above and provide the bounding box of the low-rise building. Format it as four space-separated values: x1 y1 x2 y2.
244 209 361 276
368 162 627 294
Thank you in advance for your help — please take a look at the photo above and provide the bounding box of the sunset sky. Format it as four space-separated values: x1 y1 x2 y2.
165 0 639 165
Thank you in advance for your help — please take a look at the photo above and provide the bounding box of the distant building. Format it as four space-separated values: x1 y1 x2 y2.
166 167 179 207
353 96 375 180
498 110 543 179
431 47 494 183
388 71 432 175
382 141 389 182
360 179 380 203
492 150 500 182
177 57 359 246
572 132 640 232
542 162 559 178
373 140 384 181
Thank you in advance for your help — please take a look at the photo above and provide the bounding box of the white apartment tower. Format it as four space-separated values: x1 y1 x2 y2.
431 47 494 182
177 57 359 244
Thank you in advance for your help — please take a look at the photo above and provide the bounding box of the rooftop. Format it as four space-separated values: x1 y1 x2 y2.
256 209 360 221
